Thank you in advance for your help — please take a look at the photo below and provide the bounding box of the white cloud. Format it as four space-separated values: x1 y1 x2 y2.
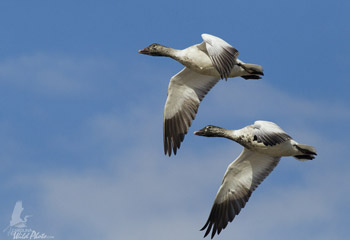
0 54 117 97
27 79 349 240
199 79 350 123
3 71 348 239
35 138 348 240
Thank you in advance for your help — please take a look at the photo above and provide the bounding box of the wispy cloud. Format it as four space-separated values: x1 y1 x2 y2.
0 54 117 97
27 80 350 240
36 135 348 240
1 58 348 239
199 79 350 123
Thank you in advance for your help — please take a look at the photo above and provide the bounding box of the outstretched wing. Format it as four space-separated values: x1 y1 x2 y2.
201 148 281 238
252 121 292 146
201 33 239 80
164 67 220 156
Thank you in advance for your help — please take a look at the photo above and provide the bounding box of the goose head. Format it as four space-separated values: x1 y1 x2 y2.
138 43 170 56
194 125 226 137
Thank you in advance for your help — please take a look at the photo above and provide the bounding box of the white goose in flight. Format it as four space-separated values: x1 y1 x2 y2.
194 120 317 238
138 34 264 156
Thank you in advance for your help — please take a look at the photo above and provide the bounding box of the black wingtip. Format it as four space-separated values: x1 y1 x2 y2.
200 219 213 238
200 219 210 232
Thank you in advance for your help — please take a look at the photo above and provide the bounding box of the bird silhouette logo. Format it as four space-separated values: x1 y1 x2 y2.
3 201 32 232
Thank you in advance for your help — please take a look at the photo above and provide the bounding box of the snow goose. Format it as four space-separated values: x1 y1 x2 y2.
194 120 317 238
138 34 264 156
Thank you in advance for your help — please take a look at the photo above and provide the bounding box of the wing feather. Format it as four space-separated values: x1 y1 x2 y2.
252 121 292 146
201 33 239 80
201 148 281 238
164 67 220 156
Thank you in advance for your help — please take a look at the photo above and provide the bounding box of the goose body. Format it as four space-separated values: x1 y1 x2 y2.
228 121 304 157
194 120 317 238
169 41 247 78
139 34 264 156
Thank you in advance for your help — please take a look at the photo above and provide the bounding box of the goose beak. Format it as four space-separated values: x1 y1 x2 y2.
138 48 150 55
194 130 205 136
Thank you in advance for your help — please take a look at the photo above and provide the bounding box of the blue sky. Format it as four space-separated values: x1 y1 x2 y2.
0 0 349 239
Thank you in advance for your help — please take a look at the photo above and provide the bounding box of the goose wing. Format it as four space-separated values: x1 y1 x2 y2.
164 67 220 156
252 121 292 146
201 148 281 238
201 33 239 80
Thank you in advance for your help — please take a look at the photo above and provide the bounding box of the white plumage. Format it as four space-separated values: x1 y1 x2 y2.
194 120 317 238
139 34 264 156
